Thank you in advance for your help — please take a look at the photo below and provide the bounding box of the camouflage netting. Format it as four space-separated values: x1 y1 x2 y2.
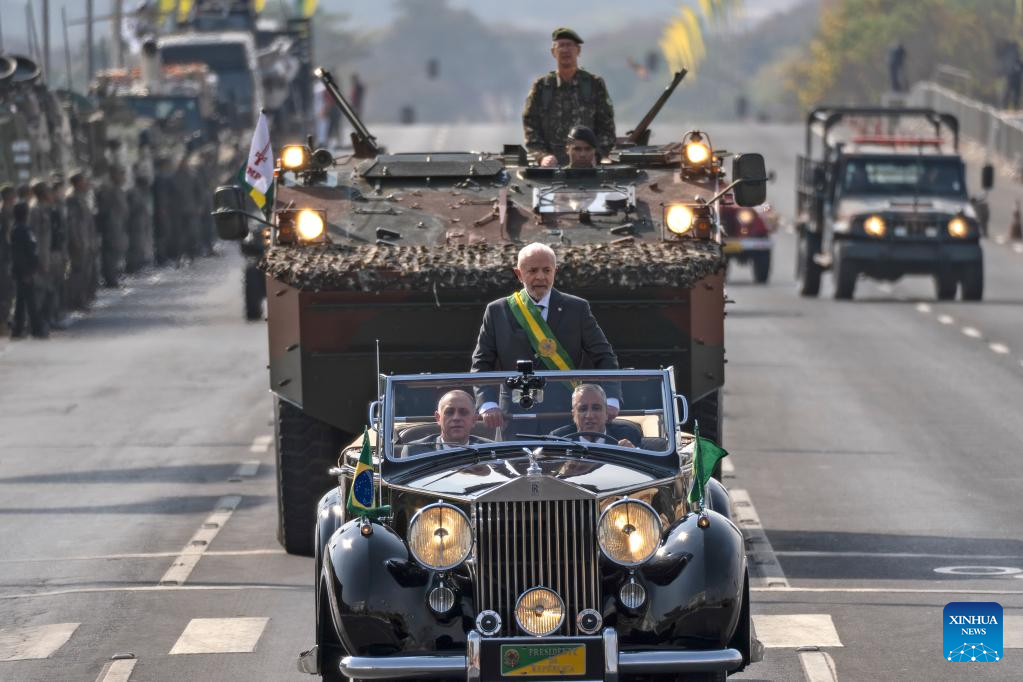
261 241 724 292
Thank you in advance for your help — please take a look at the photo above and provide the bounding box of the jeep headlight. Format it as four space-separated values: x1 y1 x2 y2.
666 204 695 235
281 144 310 170
737 208 755 225
948 216 969 238
408 503 473 570
684 141 711 165
597 499 661 566
296 209 325 240
863 215 886 238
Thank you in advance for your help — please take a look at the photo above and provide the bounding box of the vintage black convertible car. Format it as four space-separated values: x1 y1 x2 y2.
298 367 760 681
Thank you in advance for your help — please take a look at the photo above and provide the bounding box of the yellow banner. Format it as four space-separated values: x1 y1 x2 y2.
177 0 194 23
302 0 318 18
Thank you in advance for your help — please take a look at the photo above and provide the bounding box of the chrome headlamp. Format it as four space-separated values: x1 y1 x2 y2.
597 499 662 566
408 502 473 570
514 587 565 636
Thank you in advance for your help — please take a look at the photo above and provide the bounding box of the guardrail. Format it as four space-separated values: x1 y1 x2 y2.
909 81 1023 164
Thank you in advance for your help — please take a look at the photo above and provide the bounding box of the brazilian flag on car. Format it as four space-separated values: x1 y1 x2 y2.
687 422 729 505
346 429 389 518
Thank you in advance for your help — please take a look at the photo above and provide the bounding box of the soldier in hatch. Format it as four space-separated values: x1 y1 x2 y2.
565 126 598 169
523 28 616 167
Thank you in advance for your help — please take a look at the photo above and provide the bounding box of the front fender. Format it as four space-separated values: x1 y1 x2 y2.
323 519 474 656
607 510 746 648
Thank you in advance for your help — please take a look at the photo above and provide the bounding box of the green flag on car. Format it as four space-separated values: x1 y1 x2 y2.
687 422 728 504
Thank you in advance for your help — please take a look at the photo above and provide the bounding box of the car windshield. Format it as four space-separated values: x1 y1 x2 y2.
385 371 673 460
533 185 635 215
839 157 966 198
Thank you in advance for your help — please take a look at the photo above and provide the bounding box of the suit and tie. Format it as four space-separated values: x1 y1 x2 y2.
550 421 643 446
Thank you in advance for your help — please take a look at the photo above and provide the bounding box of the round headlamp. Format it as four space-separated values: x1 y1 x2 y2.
684 141 711 165
296 209 325 241
514 587 565 637
737 208 755 225
408 503 473 570
281 144 309 170
666 204 695 235
948 216 969 238
597 499 662 566
863 215 886 238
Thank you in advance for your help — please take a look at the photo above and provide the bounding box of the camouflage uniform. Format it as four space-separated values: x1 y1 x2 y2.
95 168 129 287
0 190 15 332
66 179 97 309
125 175 154 274
522 69 616 165
27 189 53 321
49 179 70 320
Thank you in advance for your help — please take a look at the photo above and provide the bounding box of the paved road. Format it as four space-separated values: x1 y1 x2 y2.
1 121 1021 681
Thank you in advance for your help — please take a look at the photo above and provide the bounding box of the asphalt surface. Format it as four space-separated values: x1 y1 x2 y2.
1 120 1021 682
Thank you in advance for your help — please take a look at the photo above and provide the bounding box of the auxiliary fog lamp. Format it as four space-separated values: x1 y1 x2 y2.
408 503 473 571
664 201 714 240
279 143 334 180
681 130 714 175
275 208 328 244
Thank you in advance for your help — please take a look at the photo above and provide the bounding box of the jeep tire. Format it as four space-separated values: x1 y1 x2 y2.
833 255 857 300
960 261 984 301
244 265 265 321
752 251 771 284
934 271 957 301
797 230 822 297
276 398 350 556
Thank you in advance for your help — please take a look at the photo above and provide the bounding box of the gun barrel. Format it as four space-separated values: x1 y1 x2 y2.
315 67 380 157
626 69 687 145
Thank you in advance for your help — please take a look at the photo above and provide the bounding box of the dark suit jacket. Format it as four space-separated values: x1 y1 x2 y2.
470 289 619 407
400 434 491 458
551 421 643 446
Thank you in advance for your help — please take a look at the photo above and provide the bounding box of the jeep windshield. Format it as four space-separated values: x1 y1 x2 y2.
839 156 966 198
384 370 674 460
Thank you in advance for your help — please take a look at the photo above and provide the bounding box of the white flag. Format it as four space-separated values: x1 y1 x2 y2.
242 111 274 209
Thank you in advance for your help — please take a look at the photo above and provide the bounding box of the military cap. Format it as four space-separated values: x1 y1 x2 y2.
68 170 86 184
30 177 49 192
552 27 583 44
49 171 65 184
567 125 598 148
0 183 14 197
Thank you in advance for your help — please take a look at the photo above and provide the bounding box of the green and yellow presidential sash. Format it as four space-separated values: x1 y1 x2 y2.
506 290 575 372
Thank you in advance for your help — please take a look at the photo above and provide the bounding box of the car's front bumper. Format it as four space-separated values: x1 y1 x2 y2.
723 237 772 255
836 239 981 275
301 629 744 681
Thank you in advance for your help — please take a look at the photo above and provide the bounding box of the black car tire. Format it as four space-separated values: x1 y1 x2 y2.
833 257 856 300
276 398 351 556
960 261 984 301
934 271 957 301
752 251 771 284
244 266 265 321
798 231 822 297
689 390 723 480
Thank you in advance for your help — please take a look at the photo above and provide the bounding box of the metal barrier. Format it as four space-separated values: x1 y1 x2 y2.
909 82 1023 163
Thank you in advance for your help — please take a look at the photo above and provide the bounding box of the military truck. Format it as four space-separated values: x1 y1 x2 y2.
215 68 767 556
796 107 990 300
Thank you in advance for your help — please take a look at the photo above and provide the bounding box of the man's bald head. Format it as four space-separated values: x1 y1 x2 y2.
436 390 475 444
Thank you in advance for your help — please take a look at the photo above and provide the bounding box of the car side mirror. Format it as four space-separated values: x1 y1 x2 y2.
731 153 767 207
812 166 827 193
212 185 250 241
981 164 994 191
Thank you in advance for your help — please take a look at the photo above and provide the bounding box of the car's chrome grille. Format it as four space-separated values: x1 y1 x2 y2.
474 499 598 636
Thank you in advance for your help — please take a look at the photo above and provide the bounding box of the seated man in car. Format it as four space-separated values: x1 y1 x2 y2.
401 390 492 456
551 384 640 448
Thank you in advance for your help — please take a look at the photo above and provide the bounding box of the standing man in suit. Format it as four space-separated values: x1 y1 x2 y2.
471 242 619 429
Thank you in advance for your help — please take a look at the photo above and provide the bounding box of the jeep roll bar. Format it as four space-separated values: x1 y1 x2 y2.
804 106 959 159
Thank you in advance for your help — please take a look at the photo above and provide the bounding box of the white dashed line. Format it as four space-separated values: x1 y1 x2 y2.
0 548 285 564
159 495 241 585
229 460 261 481
169 617 269 655
0 623 79 661
799 650 839 682
753 614 843 648
915 303 931 314
721 458 735 475
0 584 305 601
995 235 1007 245
936 314 955 325
990 343 1011 354
962 326 982 339
96 658 137 682
878 283 893 294
753 586 1023 595
731 489 789 588
1014 242 1023 253
249 435 272 453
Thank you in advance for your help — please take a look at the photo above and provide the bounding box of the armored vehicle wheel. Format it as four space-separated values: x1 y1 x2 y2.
833 257 856 300
690 390 723 480
797 232 822 297
244 266 265 321
960 261 984 301
934 272 957 301
276 398 351 556
752 252 771 284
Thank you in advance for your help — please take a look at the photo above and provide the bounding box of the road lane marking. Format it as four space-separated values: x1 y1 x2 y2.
159 495 241 585
721 458 735 475
96 658 137 682
0 549 286 564
962 326 982 339
229 460 260 481
937 314 955 325
0 585 307 601
799 650 838 682
934 566 1021 576
776 550 1023 560
0 623 79 661
1014 242 1023 253
915 303 931 314
753 586 1023 595
1007 615 1023 648
249 435 272 453
169 617 269 655
990 342 1011 354
753 614 842 648
731 489 789 588
878 283 893 294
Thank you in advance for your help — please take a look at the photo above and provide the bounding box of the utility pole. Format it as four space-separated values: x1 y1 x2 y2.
114 0 124 68
43 0 51 81
86 0 95 84
62 6 73 90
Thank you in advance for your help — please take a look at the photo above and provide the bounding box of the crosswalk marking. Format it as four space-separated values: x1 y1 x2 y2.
753 614 843 648
249 435 272 453
0 622 79 661
228 460 260 482
169 617 269 655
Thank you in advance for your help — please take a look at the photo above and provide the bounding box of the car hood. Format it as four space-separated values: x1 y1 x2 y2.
837 195 973 219
400 453 673 498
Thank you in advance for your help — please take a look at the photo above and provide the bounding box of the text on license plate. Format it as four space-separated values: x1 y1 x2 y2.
500 643 586 676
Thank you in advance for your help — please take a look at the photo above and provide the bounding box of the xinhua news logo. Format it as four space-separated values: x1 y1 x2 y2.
944 602 1003 662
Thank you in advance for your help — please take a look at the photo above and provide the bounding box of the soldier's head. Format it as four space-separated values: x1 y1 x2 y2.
571 384 608 434
435 390 476 445
566 126 598 168
70 171 89 193
31 179 51 202
514 242 557 300
50 173 65 196
550 28 583 70
16 184 30 200
0 184 14 205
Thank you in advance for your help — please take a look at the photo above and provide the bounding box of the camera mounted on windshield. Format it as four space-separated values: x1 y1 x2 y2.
506 360 546 409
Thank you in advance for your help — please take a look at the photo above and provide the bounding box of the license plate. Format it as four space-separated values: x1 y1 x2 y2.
722 241 742 254
500 643 586 676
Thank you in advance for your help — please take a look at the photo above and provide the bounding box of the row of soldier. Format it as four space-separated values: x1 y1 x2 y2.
0 157 218 339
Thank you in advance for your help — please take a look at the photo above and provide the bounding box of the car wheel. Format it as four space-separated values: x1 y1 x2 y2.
833 257 856 300
276 397 351 556
960 261 984 301
934 272 957 301
752 251 771 284
244 265 265 321
689 390 723 480
798 232 821 297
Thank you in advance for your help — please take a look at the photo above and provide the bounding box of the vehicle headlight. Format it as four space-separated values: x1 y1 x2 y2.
281 144 309 170
737 208 755 225
948 216 969 238
515 587 565 636
408 503 473 570
666 204 695 235
684 141 711 165
296 209 325 240
863 215 886 238
597 499 662 566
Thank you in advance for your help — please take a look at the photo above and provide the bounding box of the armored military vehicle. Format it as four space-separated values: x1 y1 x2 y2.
796 107 989 300
215 68 766 556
